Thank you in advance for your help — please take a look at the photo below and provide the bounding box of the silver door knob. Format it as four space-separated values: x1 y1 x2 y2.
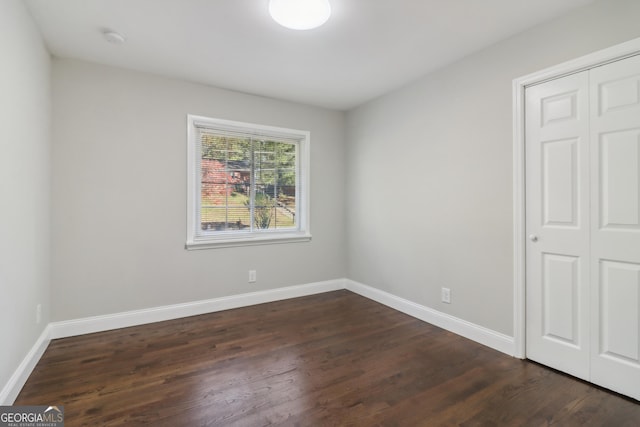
529 234 538 242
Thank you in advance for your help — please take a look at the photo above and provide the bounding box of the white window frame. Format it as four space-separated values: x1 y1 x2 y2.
186 115 311 250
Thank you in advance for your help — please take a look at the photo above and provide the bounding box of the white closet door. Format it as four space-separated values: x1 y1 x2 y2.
525 71 591 381
589 54 640 401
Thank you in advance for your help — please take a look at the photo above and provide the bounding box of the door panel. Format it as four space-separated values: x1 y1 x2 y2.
599 130 640 229
542 90 579 125
526 72 590 381
542 138 579 226
542 253 580 345
599 75 640 114
599 260 640 364
590 54 640 401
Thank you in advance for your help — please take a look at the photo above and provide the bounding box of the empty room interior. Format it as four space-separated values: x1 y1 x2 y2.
2 0 640 424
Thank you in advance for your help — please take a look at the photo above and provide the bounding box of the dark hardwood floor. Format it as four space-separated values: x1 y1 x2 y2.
16 290 639 426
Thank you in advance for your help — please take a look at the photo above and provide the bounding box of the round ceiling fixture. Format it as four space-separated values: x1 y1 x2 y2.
269 0 331 30
103 30 126 44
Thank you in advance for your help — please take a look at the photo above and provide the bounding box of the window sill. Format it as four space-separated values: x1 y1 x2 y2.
185 232 312 250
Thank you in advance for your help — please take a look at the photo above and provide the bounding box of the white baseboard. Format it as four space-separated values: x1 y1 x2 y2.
345 279 516 356
0 325 51 405
49 279 345 339
3 277 517 404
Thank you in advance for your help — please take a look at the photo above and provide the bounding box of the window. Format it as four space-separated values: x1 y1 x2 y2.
186 115 311 249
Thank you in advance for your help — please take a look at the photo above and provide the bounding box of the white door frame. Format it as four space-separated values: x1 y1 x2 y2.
512 37 640 359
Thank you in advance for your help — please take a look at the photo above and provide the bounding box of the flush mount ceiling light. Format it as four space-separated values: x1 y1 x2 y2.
269 0 331 30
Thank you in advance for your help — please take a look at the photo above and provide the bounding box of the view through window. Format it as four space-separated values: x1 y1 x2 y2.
200 133 297 232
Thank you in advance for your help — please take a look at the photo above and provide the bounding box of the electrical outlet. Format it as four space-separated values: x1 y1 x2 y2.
441 287 451 304
248 270 257 283
36 304 42 324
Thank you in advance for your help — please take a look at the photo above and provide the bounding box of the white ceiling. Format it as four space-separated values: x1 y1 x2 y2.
26 0 596 110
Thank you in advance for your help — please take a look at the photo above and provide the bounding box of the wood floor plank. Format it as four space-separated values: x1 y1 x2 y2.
15 290 639 426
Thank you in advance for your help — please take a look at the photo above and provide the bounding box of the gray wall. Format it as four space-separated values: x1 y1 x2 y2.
51 59 347 321
346 0 640 336
0 0 51 395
